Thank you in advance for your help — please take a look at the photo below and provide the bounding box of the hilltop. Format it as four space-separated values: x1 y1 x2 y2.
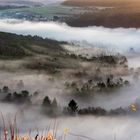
63 0 140 28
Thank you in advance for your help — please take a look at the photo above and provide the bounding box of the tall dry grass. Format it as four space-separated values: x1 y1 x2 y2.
0 112 63 140
0 112 95 140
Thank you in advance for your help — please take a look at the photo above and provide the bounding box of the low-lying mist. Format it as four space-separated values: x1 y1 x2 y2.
1 102 140 140
1 19 140 139
0 71 139 110
0 19 140 53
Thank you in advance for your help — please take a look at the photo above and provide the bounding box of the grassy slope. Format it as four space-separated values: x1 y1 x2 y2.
0 31 127 77
0 32 82 72
63 0 140 28
0 32 65 58
0 5 74 18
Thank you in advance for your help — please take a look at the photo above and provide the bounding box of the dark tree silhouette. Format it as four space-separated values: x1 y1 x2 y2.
51 98 59 116
68 99 78 114
33 91 39 97
42 96 51 107
4 93 12 102
12 90 31 104
21 90 29 98
52 98 58 109
3 86 9 93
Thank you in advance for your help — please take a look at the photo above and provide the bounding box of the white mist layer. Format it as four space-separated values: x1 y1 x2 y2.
0 19 140 52
0 103 140 140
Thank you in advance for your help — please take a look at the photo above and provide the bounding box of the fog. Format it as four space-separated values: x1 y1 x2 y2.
0 71 140 140
1 103 140 140
0 19 140 53
1 19 140 139
0 70 140 110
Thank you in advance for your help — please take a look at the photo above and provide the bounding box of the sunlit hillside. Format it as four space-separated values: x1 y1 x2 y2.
63 0 140 27
63 0 140 7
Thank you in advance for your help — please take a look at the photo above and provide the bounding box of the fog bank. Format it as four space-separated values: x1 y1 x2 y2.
1 103 140 140
0 19 140 52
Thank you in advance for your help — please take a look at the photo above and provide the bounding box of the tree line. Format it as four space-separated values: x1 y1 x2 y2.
0 85 135 117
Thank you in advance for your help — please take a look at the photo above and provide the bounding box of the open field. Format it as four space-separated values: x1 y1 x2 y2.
0 4 90 22
0 5 75 16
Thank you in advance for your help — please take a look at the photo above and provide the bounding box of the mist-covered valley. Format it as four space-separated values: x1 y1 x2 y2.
0 19 139 140
0 19 140 53
0 1 140 139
